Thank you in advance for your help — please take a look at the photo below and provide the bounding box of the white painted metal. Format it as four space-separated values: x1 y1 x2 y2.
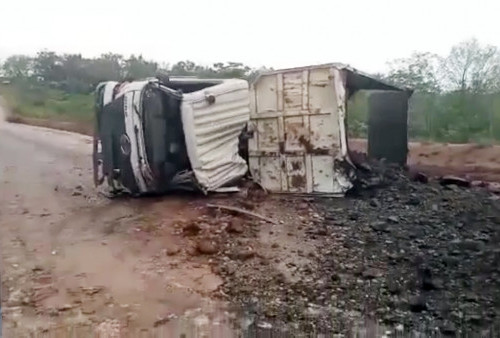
181 79 250 192
249 64 353 195
118 81 153 193
102 81 118 105
98 77 250 194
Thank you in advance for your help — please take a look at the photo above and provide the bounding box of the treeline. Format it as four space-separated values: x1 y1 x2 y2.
378 38 500 143
0 51 262 93
2 39 500 143
0 53 265 124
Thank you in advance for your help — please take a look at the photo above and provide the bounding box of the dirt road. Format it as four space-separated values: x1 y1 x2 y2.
0 108 322 337
3 110 500 337
0 122 234 336
349 138 500 182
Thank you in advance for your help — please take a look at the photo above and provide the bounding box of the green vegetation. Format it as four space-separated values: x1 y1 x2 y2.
348 90 500 143
2 38 500 144
0 52 266 125
0 81 93 122
348 38 500 143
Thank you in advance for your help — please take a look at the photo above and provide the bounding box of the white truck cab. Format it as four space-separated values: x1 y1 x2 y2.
93 76 250 195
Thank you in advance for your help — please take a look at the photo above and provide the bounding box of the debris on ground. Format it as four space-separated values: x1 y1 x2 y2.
204 158 500 334
207 203 278 224
4 125 500 336
439 175 471 187
196 238 219 255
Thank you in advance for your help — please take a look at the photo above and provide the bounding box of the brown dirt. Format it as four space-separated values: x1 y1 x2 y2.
0 123 236 337
349 139 500 182
6 115 93 136
3 111 500 336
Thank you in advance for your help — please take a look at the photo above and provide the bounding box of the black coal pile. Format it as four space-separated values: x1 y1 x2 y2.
213 159 500 336
312 160 500 334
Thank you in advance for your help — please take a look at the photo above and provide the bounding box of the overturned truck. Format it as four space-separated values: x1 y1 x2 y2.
93 64 410 196
93 77 250 195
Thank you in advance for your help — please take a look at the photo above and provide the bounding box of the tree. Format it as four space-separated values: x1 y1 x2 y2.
169 60 254 79
59 54 91 93
60 54 85 80
385 52 441 92
170 60 203 76
86 53 124 84
385 52 443 139
2 55 33 78
212 62 252 78
33 51 64 82
442 38 500 93
123 55 158 80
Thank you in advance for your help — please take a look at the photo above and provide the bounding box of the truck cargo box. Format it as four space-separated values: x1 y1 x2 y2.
248 64 409 195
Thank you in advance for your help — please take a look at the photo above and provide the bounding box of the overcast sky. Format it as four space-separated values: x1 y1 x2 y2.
1 0 499 73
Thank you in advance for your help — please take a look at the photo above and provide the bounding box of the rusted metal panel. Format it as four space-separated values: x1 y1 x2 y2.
249 64 353 195
286 156 306 192
312 156 335 192
255 74 278 112
283 71 303 110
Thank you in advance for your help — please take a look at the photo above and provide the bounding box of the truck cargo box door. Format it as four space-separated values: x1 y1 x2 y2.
248 66 350 194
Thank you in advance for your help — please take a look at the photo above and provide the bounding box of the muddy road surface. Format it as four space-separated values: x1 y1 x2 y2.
3 117 500 337
0 123 235 337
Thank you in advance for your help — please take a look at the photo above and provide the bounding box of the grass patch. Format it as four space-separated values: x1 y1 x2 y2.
0 81 94 123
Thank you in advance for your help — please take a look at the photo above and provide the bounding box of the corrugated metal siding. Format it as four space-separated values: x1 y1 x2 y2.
249 65 352 195
181 79 250 192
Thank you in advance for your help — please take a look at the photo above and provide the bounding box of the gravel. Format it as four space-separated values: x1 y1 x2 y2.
208 160 500 335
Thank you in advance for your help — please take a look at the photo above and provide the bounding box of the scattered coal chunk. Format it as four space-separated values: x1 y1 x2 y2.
408 295 427 312
215 154 500 335
370 221 390 233
411 171 429 183
439 175 471 188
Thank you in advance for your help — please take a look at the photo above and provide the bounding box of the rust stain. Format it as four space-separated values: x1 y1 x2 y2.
291 175 306 188
278 141 285 154
298 135 314 152
312 149 330 155
257 151 281 156
298 135 330 155
291 161 302 171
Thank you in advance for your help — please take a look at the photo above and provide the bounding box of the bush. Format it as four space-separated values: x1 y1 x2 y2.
0 81 94 122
